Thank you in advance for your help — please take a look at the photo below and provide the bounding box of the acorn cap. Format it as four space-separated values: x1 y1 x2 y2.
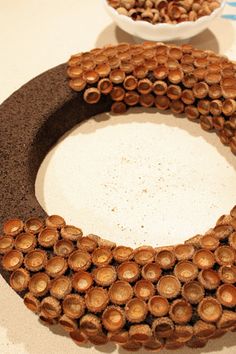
45 256 67 277
125 298 147 323
165 338 185 350
97 78 113 94
113 246 133 262
230 205 236 218
134 279 155 301
185 234 202 247
59 314 78 332
77 236 98 252
109 280 133 305
40 296 61 319
153 80 168 95
0 235 14 254
217 310 236 329
215 246 235 266
129 324 152 343
199 235 219 251
139 93 154 108
157 275 181 299
182 281 205 304
85 287 109 313
107 330 129 344
72 270 93 292
62 294 85 319
155 249 176 270
170 100 185 114
93 265 117 287
198 269 220 290
143 337 164 351
218 265 236 284
110 86 125 101
213 224 233 240
24 217 44 234
88 331 109 346
24 292 40 313
174 261 198 283
68 249 91 271
137 79 152 95
80 313 101 336
193 249 215 269
155 95 170 110
102 306 125 332
45 215 65 229
216 284 236 307
2 249 23 271
54 239 74 257
186 336 208 348
70 329 88 344
10 267 30 292
193 320 216 339
141 262 161 283
169 299 193 325
124 91 139 106
3 219 24 237
111 101 127 114
39 313 57 326
133 246 155 265
96 62 111 77
174 325 193 342
92 247 113 267
24 249 47 272
38 228 59 248
168 68 183 84
69 78 86 92
15 232 36 253
148 295 169 317
152 317 175 339
198 297 222 323
49 275 72 300
96 236 116 249
117 261 140 282
123 75 138 91
153 65 168 80
167 85 182 100
28 272 50 297
83 70 99 84
174 244 194 261
109 68 125 84
61 225 83 241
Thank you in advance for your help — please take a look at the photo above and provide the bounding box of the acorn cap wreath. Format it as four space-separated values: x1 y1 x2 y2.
0 42 236 352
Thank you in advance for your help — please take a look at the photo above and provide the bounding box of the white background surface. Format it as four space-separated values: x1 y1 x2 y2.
1 1 236 354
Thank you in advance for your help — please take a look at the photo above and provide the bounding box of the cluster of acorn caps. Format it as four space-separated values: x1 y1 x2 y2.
0 206 236 352
67 42 236 156
107 0 221 24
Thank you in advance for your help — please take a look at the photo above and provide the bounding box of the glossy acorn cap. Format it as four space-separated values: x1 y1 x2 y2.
72 270 93 292
213 224 233 239
102 306 125 332
10 268 30 292
199 235 219 251
215 246 235 265
109 68 125 84
0 235 14 254
198 269 220 290
157 275 181 299
141 262 161 283
54 239 74 257
59 314 78 332
62 294 85 319
97 78 113 94
45 256 67 277
108 330 129 344
229 232 236 250
198 297 222 322
152 317 174 338
15 232 36 253
28 273 50 297
117 261 140 282
49 276 72 299
77 236 98 252
216 284 236 307
24 217 44 234
2 249 23 271
218 265 236 284
174 244 194 261
134 279 155 301
109 280 133 305
45 215 65 229
68 249 91 271
85 287 109 313
169 299 193 324
129 324 152 342
3 219 24 237
40 296 61 319
113 246 133 262
92 247 113 267
70 329 88 344
174 261 198 282
38 228 59 248
80 313 101 336
174 325 193 342
24 249 47 272
155 249 176 269
88 331 109 346
69 78 86 92
24 293 40 313
217 310 236 329
143 337 164 351
125 298 148 323
148 295 169 317
193 320 216 338
182 281 205 304
61 225 83 241
193 249 215 269
93 265 117 287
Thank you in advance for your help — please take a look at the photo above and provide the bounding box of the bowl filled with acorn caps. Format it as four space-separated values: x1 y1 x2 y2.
103 0 225 41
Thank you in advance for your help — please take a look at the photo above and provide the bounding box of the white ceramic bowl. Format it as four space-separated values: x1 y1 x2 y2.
103 0 225 42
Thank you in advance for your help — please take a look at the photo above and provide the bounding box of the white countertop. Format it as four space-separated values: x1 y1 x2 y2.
1 1 236 354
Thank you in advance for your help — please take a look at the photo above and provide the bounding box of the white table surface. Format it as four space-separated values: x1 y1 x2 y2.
1 1 236 354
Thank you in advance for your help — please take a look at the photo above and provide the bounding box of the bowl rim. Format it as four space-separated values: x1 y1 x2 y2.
102 0 226 29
